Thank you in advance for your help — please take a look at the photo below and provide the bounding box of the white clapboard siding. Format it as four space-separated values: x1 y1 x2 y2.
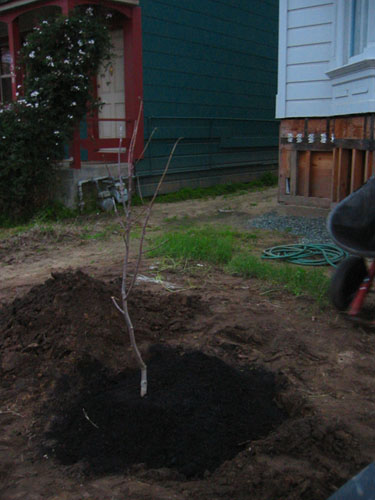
276 0 335 118
288 4 333 28
286 61 330 82
286 80 331 99
288 24 332 47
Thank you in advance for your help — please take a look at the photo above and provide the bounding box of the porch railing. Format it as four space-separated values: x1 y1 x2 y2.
70 116 135 169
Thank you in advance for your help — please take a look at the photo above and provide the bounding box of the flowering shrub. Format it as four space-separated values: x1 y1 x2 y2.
0 7 112 222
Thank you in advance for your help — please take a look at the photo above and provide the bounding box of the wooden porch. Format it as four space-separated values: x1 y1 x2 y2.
278 115 375 210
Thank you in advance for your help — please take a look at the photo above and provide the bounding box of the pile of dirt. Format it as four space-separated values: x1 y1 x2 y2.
0 270 201 380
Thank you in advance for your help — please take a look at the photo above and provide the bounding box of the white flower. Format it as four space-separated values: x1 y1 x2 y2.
106 13 113 19
34 102 39 108
71 101 77 106
68 114 73 119
29 51 35 58
30 90 39 97
78 40 83 47
86 7 94 15
78 49 85 56
64 59 70 64
54 130 60 135
46 55 52 61
2 136 6 139
88 39 95 45
42 20 48 25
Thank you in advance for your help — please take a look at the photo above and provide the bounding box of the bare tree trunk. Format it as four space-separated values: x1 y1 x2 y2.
111 99 182 397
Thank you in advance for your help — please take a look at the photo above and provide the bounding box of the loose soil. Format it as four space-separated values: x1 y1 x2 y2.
1 188 375 499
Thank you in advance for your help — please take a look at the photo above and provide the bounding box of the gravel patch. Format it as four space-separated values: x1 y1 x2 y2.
248 211 333 245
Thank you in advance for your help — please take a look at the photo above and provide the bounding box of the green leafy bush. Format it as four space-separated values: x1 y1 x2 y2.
0 7 112 222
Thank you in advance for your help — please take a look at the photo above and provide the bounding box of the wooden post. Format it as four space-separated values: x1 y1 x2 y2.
350 149 364 193
124 7 144 159
331 148 339 202
337 149 350 201
303 150 311 197
7 18 21 101
60 0 75 15
289 149 297 196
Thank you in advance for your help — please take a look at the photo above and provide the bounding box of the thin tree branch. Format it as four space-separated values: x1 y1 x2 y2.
111 295 124 315
134 126 157 204
125 138 183 299
112 197 127 235
135 127 157 167
127 99 143 166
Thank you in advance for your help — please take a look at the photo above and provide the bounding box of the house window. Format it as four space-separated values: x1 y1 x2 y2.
0 46 12 103
327 0 375 115
346 0 375 62
350 0 368 57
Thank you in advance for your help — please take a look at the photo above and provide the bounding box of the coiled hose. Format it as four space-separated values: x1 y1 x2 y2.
262 244 347 267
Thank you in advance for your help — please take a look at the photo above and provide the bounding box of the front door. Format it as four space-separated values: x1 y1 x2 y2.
97 29 125 139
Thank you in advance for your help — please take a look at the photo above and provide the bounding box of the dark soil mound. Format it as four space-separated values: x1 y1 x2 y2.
43 346 287 478
0 270 201 379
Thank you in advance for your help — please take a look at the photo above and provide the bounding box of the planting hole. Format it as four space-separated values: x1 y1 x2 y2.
44 347 287 478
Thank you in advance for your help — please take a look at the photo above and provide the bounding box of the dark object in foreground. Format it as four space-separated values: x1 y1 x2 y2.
328 178 375 319
44 347 286 478
328 462 375 499
328 176 375 257
329 256 367 311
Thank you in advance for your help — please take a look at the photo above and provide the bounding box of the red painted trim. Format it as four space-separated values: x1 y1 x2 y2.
7 18 21 100
0 1 64 22
124 6 144 159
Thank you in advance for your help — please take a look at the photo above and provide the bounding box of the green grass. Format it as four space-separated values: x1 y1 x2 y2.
227 253 329 305
149 225 330 306
134 172 278 205
149 226 257 265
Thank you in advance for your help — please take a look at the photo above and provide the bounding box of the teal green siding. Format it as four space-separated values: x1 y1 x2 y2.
137 0 279 183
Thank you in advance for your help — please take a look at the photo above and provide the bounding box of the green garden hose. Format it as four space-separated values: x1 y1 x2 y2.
262 244 347 267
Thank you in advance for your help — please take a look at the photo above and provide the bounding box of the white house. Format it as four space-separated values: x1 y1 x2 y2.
277 0 375 209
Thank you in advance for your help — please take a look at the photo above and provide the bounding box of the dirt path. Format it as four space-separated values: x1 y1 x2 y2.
0 187 278 303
